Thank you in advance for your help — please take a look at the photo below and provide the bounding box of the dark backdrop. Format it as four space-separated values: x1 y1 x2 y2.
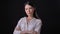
1 0 60 34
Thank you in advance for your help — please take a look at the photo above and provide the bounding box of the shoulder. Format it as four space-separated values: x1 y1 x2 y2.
18 17 26 22
35 18 42 24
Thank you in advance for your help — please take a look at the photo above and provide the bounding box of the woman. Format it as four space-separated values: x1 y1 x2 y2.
13 1 42 34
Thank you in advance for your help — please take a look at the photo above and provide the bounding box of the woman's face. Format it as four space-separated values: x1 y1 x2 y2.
25 4 35 17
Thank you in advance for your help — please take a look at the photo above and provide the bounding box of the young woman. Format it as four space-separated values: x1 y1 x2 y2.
13 1 42 34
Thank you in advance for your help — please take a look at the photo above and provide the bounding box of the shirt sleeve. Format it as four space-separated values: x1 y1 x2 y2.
34 19 42 34
13 18 23 34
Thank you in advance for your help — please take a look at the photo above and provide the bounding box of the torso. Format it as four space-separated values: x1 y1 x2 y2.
19 17 41 31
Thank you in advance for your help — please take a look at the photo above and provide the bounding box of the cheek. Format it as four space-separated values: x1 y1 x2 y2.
30 9 35 13
25 8 35 14
25 10 29 15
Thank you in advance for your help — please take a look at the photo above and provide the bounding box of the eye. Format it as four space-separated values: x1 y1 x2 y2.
29 7 33 9
29 8 32 9
25 8 28 10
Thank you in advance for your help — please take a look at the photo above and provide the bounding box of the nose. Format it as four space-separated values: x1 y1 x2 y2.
27 9 30 12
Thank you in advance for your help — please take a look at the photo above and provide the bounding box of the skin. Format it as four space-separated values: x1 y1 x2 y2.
25 4 35 22
15 4 38 34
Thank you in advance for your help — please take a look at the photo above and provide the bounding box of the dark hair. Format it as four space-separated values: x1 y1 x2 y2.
24 1 40 19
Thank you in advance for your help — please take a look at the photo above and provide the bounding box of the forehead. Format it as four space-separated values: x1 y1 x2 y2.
25 4 33 8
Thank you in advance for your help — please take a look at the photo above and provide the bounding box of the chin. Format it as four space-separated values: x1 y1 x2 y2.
27 14 31 16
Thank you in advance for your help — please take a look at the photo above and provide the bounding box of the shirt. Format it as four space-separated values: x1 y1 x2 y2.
13 17 42 34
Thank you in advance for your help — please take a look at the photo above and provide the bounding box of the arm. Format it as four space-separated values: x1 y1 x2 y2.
25 30 37 34
13 26 21 34
26 20 42 34
13 17 30 34
34 20 42 34
13 18 26 34
13 26 26 34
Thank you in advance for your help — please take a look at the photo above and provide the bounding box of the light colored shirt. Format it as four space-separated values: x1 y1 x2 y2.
13 17 42 34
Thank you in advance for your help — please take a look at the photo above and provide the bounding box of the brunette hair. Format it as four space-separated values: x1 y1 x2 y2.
24 1 40 19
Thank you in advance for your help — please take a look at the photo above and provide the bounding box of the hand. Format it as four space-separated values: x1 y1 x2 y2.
23 30 33 34
20 30 35 34
25 30 37 34
20 30 30 34
20 31 26 34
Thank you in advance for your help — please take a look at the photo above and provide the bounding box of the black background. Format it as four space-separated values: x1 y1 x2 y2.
1 0 60 34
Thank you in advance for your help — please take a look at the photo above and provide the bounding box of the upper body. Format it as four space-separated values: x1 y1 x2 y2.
13 17 42 34
13 1 42 34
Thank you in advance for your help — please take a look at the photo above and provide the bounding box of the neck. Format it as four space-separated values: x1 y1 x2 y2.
28 15 34 19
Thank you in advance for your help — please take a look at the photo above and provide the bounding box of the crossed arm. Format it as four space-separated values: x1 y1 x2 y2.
13 26 37 34
13 19 42 34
